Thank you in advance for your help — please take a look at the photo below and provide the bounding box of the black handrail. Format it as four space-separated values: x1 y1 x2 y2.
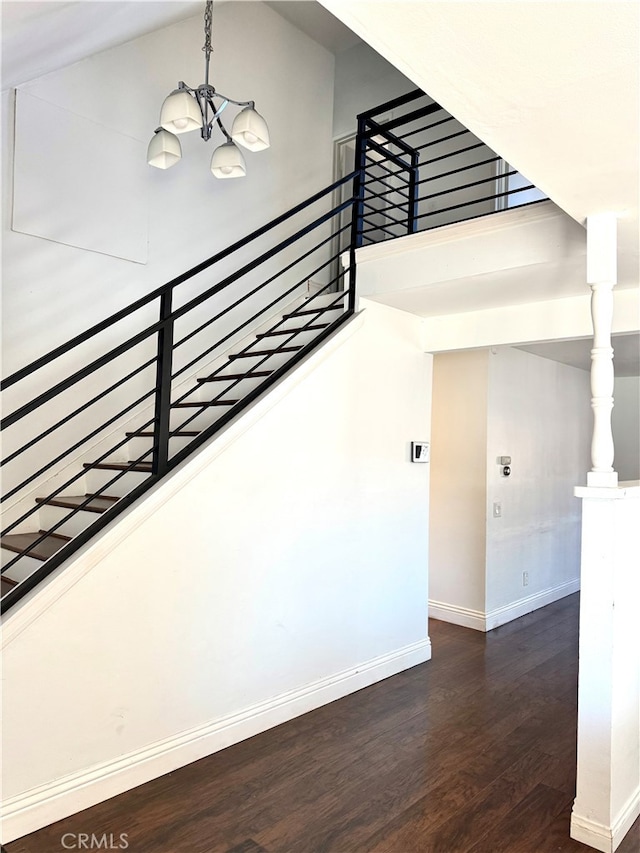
354 89 546 246
1 87 548 613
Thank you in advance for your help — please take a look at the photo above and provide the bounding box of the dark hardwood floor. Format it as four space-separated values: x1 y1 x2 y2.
6 593 640 852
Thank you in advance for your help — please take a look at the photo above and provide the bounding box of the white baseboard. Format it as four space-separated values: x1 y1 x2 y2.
429 578 580 633
428 599 485 631
571 786 640 852
1 637 431 844
484 579 580 631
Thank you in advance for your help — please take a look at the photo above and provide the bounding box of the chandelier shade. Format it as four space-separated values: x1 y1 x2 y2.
148 1 269 180
210 142 246 179
231 107 270 152
159 90 203 135
147 129 182 169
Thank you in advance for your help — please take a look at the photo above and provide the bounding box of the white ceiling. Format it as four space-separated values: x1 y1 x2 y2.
317 0 639 277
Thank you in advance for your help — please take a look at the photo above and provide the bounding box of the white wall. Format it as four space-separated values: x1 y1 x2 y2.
485 348 590 620
2 1 335 374
1 299 433 842
1 1 337 524
333 41 415 139
613 376 640 481
429 346 590 631
429 350 487 620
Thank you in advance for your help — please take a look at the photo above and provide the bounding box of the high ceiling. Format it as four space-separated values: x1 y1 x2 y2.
317 0 639 277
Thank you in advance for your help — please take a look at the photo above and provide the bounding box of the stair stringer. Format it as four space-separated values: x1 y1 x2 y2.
1 300 433 844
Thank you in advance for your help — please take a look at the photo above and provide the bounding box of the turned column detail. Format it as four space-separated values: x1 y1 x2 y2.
586 214 618 487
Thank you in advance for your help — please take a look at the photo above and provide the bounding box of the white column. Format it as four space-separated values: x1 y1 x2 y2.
586 214 618 487
571 485 640 852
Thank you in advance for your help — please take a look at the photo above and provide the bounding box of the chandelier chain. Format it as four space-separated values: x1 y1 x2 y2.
202 1 213 60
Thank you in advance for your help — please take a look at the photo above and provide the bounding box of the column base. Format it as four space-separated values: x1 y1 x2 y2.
587 470 618 487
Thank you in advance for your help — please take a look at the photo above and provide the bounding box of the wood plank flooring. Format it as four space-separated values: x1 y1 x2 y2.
5 593 639 852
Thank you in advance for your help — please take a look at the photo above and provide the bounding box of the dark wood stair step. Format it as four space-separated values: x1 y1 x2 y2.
126 431 200 438
173 400 238 408
197 371 272 383
1 575 18 596
283 304 343 318
83 462 152 473
229 347 302 360
256 325 327 338
35 494 119 514
1 530 72 562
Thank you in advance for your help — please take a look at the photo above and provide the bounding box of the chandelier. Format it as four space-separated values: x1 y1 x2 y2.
147 1 270 179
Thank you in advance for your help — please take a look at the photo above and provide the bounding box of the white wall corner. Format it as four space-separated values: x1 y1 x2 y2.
571 786 640 853
428 600 485 632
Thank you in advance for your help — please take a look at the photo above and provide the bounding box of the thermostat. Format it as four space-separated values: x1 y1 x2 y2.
411 442 430 463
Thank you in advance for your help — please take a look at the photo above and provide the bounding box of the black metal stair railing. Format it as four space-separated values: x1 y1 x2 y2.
1 173 361 613
1 87 548 614
353 89 547 246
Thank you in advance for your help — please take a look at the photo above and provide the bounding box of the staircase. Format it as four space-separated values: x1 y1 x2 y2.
1 88 546 613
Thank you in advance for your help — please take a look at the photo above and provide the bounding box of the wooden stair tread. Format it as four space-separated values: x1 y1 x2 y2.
1 530 71 561
283 304 343 318
1 575 18 595
256 325 327 338
126 431 200 438
83 462 152 472
174 400 238 408
197 372 272 383
229 347 302 359
35 494 118 513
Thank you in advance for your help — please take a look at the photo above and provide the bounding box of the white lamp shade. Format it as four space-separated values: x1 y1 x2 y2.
210 142 247 179
231 107 270 152
160 90 203 134
147 129 182 169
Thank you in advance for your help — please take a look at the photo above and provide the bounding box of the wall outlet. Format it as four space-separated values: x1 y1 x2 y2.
493 501 502 518
523 571 529 586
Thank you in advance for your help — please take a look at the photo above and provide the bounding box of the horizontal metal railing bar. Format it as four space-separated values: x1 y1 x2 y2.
2 355 157 467
1 172 358 392
415 184 536 221
0 475 156 613
165 308 354 472
195 297 343 408
362 173 411 200
170 273 347 425
362 199 408 228
363 154 412 184
362 186 410 208
360 218 405 238
169 200 354 327
2 437 159 569
172 224 349 353
395 114 455 142
1 395 158 538
170 232 350 385
1 377 158 509
364 139 412 172
419 169 518 203
372 142 488 183
2 324 162 430
363 116 417 159
414 127 472 152
2 200 353 433
357 88 424 120
365 102 442 136
416 155 502 187
421 141 486 167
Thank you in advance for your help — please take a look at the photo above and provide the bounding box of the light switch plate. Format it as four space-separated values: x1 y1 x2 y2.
411 442 430 463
